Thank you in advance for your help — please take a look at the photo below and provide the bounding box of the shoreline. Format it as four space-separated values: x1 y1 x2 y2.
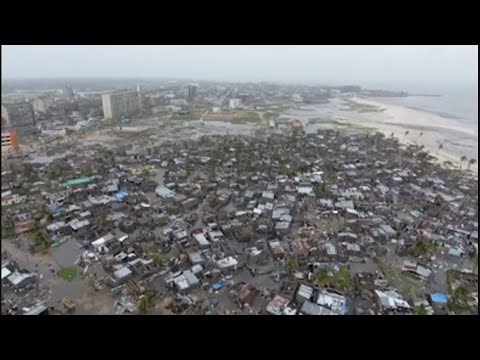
349 96 478 174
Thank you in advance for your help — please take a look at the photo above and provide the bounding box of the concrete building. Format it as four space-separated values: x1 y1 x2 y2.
63 84 75 100
1 102 36 136
1 128 19 154
229 98 241 109
187 84 198 101
32 97 53 114
102 91 140 122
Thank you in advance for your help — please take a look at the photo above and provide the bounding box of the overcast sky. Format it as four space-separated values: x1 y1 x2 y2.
2 45 477 87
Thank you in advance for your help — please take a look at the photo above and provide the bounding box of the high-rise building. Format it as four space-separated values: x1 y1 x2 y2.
64 84 75 100
137 84 143 111
32 96 53 114
1 102 36 136
229 98 241 109
1 127 19 155
102 91 140 122
187 84 198 101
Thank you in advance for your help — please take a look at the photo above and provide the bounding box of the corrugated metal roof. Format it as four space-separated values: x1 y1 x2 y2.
61 177 94 187
430 292 448 304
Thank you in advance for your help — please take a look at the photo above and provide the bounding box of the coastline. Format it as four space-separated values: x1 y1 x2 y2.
349 96 478 174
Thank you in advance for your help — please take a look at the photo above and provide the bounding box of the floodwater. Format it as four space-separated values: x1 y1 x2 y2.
2 238 115 315
27 152 74 164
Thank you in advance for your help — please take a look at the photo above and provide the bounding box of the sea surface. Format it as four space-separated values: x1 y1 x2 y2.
371 84 478 125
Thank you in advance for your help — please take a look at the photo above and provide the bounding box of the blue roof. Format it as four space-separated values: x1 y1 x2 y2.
212 283 222 290
430 292 448 304
115 191 129 201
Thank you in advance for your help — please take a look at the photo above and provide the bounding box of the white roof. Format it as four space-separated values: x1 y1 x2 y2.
325 243 337 255
91 237 106 247
193 233 210 246
283 306 297 315
2 267 12 279
7 271 35 286
297 186 314 194
216 256 238 269
316 291 347 315
47 221 66 231
155 186 175 198
297 284 314 300
346 243 361 252
69 219 90 230
114 267 132 280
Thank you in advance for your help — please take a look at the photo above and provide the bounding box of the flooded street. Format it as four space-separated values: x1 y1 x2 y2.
2 238 115 315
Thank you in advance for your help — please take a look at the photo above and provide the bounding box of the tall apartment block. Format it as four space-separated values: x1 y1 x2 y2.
1 102 37 137
1 128 19 155
33 96 53 114
187 84 198 101
64 84 75 100
102 91 140 122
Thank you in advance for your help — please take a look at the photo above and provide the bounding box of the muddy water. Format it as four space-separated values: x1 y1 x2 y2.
3 238 115 315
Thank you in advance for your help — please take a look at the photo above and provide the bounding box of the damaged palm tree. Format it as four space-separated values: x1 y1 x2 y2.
334 266 354 293
33 229 51 250
314 268 334 288
137 294 150 314
237 225 255 243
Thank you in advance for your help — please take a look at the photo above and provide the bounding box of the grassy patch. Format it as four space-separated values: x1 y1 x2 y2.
58 266 77 282
375 258 419 298
231 112 261 124
344 100 386 113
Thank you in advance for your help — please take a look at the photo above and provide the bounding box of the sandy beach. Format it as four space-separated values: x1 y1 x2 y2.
347 97 478 173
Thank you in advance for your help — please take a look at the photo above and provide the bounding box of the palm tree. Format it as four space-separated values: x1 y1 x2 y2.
437 143 443 155
459 155 467 170
443 160 453 169
137 295 150 314
449 286 472 313
467 158 476 171
409 240 430 258
2 217 15 239
314 268 333 288
152 252 169 267
414 304 428 315
473 250 478 274
403 130 409 142
286 259 299 275
415 132 423 144
141 168 151 180
334 266 354 292
33 230 50 249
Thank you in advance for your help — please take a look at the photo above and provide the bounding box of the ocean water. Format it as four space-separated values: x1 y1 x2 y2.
371 84 478 125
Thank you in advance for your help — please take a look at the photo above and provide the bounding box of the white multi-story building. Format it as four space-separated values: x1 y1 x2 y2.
102 91 140 122
229 98 241 109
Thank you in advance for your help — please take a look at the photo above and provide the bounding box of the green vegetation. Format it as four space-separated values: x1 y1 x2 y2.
307 118 376 132
314 268 334 288
448 286 475 314
314 267 354 292
152 252 170 267
1 217 15 239
137 295 150 314
375 258 420 298
314 183 330 198
334 266 354 292
414 304 429 315
58 266 77 282
32 230 51 249
230 112 262 124
286 259 299 275
344 100 386 113
473 250 478 274
409 240 440 258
